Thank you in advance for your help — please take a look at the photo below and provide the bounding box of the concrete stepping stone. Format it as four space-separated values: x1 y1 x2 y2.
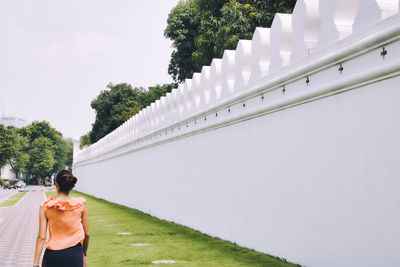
131 243 150 247
153 260 176 264
117 232 131 235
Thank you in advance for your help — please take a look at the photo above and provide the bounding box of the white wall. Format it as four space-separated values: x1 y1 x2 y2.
73 1 400 266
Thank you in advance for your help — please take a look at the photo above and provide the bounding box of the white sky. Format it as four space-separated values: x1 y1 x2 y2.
0 0 180 139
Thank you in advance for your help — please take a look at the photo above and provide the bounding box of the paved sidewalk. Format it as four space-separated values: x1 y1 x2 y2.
0 187 46 267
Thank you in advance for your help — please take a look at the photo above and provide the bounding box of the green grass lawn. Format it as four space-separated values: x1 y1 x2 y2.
45 190 299 267
0 192 27 207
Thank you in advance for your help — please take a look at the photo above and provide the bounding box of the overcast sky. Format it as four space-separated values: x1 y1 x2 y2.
0 0 180 139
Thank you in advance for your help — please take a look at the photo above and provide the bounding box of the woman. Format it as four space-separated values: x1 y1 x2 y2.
33 170 90 267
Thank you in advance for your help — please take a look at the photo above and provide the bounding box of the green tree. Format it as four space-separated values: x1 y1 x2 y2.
65 140 73 170
28 137 56 179
51 137 70 174
1 121 71 182
19 121 73 180
164 0 201 83
7 130 30 179
0 124 14 178
165 0 297 82
80 132 92 149
89 83 143 143
19 121 62 145
86 83 177 144
139 83 177 108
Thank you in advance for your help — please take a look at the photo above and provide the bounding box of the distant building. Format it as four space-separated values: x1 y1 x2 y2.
0 165 15 180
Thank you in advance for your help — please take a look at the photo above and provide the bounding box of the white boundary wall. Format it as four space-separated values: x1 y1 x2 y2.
73 1 400 266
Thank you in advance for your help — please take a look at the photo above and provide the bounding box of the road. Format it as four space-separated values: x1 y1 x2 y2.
0 190 18 203
0 187 46 267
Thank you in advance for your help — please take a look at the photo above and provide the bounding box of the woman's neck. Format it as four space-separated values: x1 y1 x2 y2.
57 192 70 198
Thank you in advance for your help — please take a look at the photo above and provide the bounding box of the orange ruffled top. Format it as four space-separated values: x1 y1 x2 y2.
42 195 86 250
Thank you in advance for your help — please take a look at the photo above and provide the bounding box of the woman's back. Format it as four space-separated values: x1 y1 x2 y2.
34 170 89 267
43 196 86 250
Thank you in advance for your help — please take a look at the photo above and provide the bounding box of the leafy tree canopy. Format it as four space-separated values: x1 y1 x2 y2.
89 83 143 143
0 121 73 180
19 121 72 174
19 121 62 145
0 124 15 170
83 83 177 145
51 136 72 174
28 136 56 179
165 0 296 82
80 133 92 149
7 129 30 178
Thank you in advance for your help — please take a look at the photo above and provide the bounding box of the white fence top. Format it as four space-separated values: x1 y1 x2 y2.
73 0 400 167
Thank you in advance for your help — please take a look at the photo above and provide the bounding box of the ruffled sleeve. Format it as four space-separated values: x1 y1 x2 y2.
43 196 86 211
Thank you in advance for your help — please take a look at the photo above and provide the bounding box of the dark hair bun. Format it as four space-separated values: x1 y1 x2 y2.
56 170 77 193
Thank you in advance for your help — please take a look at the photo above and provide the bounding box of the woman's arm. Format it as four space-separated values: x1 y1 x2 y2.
33 206 47 265
82 203 90 256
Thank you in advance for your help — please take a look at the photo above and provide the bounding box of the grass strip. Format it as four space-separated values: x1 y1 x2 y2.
0 192 27 207
45 190 300 267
